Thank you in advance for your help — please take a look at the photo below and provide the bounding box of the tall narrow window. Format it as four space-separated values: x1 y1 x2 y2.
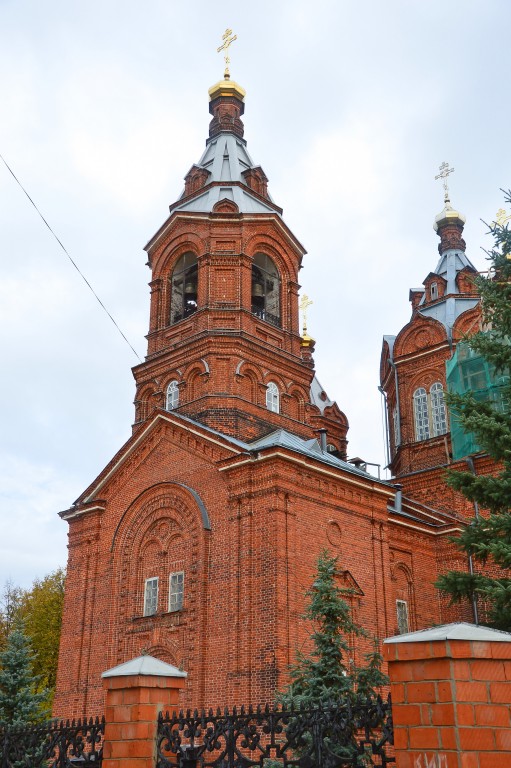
170 252 198 324
430 382 448 436
251 253 281 327
396 600 409 634
413 387 430 441
166 380 179 410
266 382 279 413
169 571 184 612
144 577 158 616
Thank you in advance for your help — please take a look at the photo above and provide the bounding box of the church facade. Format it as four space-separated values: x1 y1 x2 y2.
54 76 481 718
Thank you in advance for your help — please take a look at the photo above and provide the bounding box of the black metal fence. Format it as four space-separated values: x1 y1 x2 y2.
0 716 104 768
157 696 394 768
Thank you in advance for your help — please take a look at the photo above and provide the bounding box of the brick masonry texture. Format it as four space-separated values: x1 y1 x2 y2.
385 637 511 767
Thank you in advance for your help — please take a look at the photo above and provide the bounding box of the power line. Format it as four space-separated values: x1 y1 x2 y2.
0 153 142 362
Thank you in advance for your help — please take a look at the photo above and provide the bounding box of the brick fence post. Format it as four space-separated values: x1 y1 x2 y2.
101 655 187 768
384 622 511 768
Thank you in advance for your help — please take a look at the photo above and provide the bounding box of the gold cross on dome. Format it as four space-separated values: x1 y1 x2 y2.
299 294 313 334
495 208 511 227
494 209 511 259
217 28 238 77
435 161 455 203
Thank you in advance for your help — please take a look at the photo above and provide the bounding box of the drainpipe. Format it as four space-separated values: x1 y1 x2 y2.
378 385 391 468
466 455 480 625
389 359 401 448
394 483 403 515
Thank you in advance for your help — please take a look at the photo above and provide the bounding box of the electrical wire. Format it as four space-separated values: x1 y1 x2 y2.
0 153 142 362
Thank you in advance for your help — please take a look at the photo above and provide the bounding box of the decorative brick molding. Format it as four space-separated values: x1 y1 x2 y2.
101 655 186 768
384 623 511 768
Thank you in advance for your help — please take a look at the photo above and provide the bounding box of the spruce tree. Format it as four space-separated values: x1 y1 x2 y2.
436 190 511 629
0 626 48 726
277 551 388 764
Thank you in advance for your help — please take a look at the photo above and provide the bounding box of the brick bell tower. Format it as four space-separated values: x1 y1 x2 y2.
55 73 374 719
133 73 348 454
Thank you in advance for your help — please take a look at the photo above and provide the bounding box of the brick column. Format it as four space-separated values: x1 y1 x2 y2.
102 655 187 768
384 623 511 768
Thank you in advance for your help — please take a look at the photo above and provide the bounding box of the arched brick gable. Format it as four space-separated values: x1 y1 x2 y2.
394 316 446 357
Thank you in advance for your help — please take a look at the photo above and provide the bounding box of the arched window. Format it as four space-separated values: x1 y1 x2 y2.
170 252 198 324
251 253 280 327
431 381 448 436
413 387 430 441
166 380 179 410
266 382 279 413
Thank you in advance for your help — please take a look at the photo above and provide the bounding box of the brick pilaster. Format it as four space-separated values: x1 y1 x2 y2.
102 656 186 768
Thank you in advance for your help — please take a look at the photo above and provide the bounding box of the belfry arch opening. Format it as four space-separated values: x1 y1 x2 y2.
251 253 280 327
170 252 198 324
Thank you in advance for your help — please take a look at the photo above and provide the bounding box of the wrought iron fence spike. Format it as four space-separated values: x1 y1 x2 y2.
216 707 222 717
256 704 261 714
264 703 270 714
233 705 237 716
225 706 230 716
193 708 199 718
208 707 214 717
240 704 245 715
248 704 253 715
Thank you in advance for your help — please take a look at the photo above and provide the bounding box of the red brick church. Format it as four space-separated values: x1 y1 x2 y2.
53 74 487 718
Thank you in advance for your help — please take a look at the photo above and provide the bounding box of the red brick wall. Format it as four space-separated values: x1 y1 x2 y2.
385 631 511 768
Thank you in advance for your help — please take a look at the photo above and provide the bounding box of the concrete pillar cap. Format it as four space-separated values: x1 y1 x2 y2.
384 621 511 644
102 655 187 678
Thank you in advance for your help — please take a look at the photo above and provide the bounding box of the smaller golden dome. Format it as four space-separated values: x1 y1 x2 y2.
208 75 246 103
433 201 466 233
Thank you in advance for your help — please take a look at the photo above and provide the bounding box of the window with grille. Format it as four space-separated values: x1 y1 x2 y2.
144 577 158 617
396 599 409 634
430 381 448 436
266 382 279 413
166 380 179 410
413 387 430 440
169 571 184 612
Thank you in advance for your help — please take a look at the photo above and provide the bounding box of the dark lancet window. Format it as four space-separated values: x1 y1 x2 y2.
251 253 280 327
170 252 198 324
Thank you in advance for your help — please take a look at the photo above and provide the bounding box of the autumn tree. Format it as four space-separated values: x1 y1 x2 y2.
436 190 511 629
0 569 65 707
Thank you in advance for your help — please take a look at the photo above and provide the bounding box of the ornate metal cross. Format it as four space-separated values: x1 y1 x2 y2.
217 28 237 77
299 294 313 334
435 161 455 203
495 208 511 227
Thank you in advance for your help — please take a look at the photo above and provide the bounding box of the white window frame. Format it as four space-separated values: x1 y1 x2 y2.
266 382 279 413
413 382 448 441
396 599 409 635
413 387 430 441
430 381 448 436
430 282 438 301
169 571 184 613
144 577 159 617
166 380 179 410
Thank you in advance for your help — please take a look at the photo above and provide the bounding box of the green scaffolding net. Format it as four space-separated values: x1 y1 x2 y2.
446 341 509 460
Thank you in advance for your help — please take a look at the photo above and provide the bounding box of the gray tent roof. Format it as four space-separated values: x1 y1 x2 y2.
174 133 279 215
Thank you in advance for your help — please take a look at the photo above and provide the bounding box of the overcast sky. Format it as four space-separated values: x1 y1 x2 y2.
1 0 509 588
